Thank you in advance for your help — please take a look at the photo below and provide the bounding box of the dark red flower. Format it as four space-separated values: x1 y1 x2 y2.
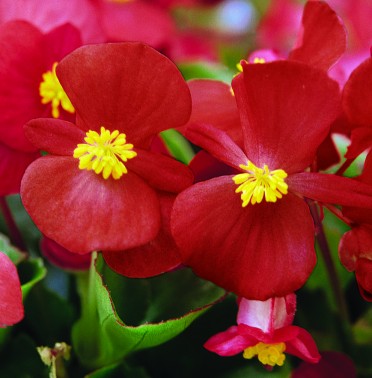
0 252 23 327
172 61 372 300
21 43 192 255
205 294 320 367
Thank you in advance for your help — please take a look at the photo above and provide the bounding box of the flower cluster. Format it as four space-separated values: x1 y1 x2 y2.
1 0 372 376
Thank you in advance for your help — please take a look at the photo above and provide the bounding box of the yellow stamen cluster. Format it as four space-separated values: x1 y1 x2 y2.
232 161 288 207
73 126 137 180
243 342 286 367
253 57 266 64
39 62 75 118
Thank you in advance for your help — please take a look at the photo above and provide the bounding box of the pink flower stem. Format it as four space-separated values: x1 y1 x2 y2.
309 202 349 323
0 196 26 251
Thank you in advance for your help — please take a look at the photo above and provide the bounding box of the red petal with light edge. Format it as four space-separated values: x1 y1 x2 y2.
21 156 161 254
127 149 193 193
184 79 242 145
0 21 44 152
103 194 182 278
289 1 346 71
0 143 39 196
171 176 316 300
204 326 251 356
56 43 191 146
25 119 85 156
343 57 372 128
232 62 340 173
185 123 248 170
281 326 321 363
0 252 23 327
288 172 372 208
345 127 372 159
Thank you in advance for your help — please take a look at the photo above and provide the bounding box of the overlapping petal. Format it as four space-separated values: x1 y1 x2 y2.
56 43 192 147
232 61 341 173
21 157 161 254
171 176 316 299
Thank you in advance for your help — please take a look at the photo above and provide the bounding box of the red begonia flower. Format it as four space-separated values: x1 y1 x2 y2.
172 61 372 300
21 43 192 255
205 294 320 367
0 252 24 327
0 21 81 152
103 193 182 278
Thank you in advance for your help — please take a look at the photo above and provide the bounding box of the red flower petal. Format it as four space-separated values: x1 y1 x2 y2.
204 326 251 356
25 118 85 156
232 61 340 173
56 43 191 146
0 142 39 196
0 252 23 327
355 258 372 302
103 193 182 278
288 172 372 208
343 57 372 128
289 1 346 71
127 149 193 193
184 79 242 145
185 123 247 170
21 156 161 254
172 176 316 299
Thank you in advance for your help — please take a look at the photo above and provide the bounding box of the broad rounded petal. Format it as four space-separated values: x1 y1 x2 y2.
204 326 250 356
103 193 182 278
288 172 372 208
185 123 248 170
184 79 242 145
98 1 175 47
0 252 24 327
343 57 372 128
0 21 44 152
57 43 191 146
282 326 321 363
21 156 161 254
25 119 85 156
171 176 316 300
289 1 346 71
232 61 341 173
0 143 39 196
127 149 193 193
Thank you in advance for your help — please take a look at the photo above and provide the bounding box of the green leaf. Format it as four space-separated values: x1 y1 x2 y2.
0 233 26 265
18 257 47 298
72 254 226 370
178 61 234 83
160 129 195 164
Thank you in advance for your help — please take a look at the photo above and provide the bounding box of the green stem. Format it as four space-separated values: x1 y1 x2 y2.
0 196 27 251
309 203 349 323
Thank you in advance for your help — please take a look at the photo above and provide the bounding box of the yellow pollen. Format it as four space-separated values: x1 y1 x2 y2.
243 342 286 367
73 126 137 180
232 161 288 207
39 62 75 119
253 57 266 64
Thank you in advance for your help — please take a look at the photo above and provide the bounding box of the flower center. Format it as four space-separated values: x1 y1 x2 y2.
73 126 137 180
232 161 288 207
243 342 286 367
39 62 75 119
